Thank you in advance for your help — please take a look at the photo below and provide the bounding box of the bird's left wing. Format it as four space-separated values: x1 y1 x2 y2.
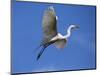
36 6 58 60
42 6 58 41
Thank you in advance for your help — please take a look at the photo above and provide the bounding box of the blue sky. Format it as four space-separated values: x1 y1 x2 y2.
12 1 96 73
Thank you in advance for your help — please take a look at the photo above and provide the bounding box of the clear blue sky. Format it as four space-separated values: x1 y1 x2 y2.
12 1 96 73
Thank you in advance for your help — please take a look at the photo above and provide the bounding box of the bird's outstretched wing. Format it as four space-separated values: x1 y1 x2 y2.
36 6 58 60
42 6 58 41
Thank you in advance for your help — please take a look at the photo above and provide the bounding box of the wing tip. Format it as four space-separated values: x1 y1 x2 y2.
48 6 54 11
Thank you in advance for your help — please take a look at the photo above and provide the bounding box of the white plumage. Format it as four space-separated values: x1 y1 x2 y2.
36 6 79 60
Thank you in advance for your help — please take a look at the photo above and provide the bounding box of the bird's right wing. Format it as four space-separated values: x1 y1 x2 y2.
54 39 67 49
42 6 58 40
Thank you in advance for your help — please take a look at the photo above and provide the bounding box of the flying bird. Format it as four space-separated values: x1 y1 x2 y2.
36 6 79 60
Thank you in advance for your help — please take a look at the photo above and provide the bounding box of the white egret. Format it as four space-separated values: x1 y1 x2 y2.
36 6 79 60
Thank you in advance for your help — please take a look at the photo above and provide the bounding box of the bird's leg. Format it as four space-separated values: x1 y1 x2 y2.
36 44 49 61
36 40 57 60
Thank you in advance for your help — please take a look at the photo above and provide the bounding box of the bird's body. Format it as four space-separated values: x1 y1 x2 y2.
50 33 64 41
36 6 79 60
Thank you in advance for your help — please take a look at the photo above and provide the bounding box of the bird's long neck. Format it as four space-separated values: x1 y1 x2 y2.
64 26 72 39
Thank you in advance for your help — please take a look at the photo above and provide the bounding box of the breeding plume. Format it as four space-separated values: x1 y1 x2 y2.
36 6 79 60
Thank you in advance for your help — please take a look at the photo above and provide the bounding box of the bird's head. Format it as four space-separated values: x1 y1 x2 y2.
69 25 79 31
